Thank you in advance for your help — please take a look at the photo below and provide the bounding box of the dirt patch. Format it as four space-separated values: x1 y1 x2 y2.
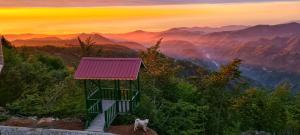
107 125 157 135
2 118 36 127
0 117 84 130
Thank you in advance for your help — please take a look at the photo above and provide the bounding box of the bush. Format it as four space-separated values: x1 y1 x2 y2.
1 47 85 118
0 115 9 122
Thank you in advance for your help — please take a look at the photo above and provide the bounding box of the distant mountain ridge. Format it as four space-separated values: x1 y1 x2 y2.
5 23 300 72
165 25 248 34
208 22 300 40
103 25 249 46
196 23 300 72
8 33 145 51
4 22 300 90
106 22 300 90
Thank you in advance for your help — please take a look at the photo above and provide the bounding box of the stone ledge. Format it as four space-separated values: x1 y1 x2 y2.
0 126 114 135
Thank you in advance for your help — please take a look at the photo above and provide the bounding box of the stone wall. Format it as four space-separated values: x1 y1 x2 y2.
0 126 113 135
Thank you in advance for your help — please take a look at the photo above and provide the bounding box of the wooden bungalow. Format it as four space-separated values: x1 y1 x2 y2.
74 57 144 132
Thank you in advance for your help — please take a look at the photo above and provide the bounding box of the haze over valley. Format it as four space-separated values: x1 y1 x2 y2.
3 22 300 91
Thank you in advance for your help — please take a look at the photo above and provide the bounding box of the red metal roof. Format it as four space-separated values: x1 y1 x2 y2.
74 57 143 80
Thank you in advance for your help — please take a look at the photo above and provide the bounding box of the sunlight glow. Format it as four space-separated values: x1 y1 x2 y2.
0 1 300 34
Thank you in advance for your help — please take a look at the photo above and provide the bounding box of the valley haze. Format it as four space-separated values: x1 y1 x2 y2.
3 22 300 91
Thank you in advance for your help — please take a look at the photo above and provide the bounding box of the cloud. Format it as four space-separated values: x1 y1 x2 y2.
0 0 298 7
1 1 300 34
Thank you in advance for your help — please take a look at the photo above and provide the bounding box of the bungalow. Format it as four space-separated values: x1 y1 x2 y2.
74 57 144 132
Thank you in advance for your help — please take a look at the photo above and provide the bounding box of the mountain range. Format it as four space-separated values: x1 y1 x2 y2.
3 22 300 90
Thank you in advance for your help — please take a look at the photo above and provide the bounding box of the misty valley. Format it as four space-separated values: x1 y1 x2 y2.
5 22 300 92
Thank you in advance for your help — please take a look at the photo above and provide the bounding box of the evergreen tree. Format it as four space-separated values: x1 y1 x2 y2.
1 36 14 49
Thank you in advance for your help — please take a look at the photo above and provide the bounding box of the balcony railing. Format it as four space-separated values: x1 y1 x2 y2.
100 88 136 101
104 91 140 129
85 99 102 128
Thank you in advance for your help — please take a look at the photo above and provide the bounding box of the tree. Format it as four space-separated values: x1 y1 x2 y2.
154 101 207 135
1 36 14 49
0 49 85 117
202 58 242 88
140 38 181 103
140 38 179 79
272 82 292 104
78 36 96 57
288 93 300 130
233 88 287 132
196 59 242 134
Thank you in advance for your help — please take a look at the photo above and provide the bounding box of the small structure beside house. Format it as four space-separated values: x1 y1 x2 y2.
74 57 143 132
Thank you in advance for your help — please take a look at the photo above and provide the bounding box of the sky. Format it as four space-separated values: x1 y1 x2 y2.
0 0 299 34
0 0 299 7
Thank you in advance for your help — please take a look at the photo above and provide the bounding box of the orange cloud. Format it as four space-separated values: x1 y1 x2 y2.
0 1 299 34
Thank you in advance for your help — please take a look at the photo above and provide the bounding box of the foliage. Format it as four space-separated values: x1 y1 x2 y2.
201 59 242 134
154 101 207 135
1 36 14 49
0 45 85 118
140 38 180 79
78 36 96 57
136 39 299 135
0 115 9 122
1 37 300 135
232 88 287 132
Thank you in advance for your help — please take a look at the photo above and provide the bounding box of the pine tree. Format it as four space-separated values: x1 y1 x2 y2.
1 36 14 49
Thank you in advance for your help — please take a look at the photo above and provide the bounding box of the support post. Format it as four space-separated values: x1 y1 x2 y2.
97 80 102 113
98 80 102 99
129 80 133 113
83 80 90 128
129 80 132 100
114 80 117 100
117 80 121 100
137 74 141 102
115 80 119 113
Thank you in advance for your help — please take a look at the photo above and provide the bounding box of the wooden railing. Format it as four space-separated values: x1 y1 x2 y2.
100 88 115 100
100 88 133 100
103 91 140 129
85 99 102 128
129 91 139 113
87 99 102 114
84 79 140 129
120 89 131 100
118 91 139 113
274 128 298 135
118 100 130 113
104 102 117 129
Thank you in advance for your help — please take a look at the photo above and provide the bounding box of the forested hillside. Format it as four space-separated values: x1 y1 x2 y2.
0 37 300 134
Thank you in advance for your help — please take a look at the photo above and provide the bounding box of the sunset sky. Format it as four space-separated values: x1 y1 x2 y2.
0 0 299 34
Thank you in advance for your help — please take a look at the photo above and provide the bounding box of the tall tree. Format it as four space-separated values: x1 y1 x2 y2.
1 36 14 49
78 36 96 57
233 88 287 132
140 38 179 78
197 59 242 135
140 38 180 102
